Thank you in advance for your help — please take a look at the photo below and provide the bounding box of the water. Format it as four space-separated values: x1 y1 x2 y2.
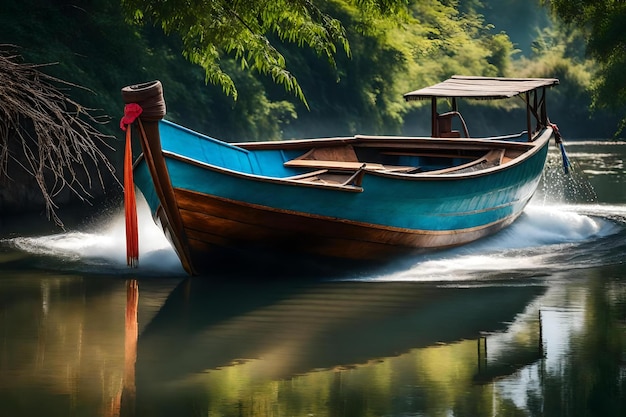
1 141 625 417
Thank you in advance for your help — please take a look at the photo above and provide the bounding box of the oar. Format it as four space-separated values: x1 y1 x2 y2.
550 123 571 175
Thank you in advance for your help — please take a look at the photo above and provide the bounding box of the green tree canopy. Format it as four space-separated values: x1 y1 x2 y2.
545 0 626 131
121 0 409 106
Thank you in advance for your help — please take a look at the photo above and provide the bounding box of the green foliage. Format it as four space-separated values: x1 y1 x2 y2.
477 0 551 56
0 0 616 143
120 0 386 105
514 24 619 138
0 0 300 142
545 0 626 133
278 0 521 137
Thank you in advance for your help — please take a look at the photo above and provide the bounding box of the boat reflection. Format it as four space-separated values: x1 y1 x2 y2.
125 278 546 416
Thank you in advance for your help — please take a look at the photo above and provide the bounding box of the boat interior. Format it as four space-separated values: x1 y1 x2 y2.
277 137 531 186
158 118 541 189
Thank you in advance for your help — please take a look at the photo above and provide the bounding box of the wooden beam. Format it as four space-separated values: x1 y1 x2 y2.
431 97 438 137
525 92 531 142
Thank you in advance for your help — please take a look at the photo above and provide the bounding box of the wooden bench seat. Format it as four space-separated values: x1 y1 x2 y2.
381 151 477 159
283 159 416 173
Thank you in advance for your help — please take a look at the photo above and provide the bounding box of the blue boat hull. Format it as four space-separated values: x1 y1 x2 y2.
132 120 551 275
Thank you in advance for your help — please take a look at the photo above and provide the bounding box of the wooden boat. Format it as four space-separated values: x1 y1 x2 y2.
120 76 559 275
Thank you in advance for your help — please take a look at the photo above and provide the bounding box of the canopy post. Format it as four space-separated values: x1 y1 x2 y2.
431 97 437 137
525 92 532 142
533 90 538 133
541 87 548 126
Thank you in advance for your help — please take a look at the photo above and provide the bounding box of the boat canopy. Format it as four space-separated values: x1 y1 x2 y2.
404 75 559 101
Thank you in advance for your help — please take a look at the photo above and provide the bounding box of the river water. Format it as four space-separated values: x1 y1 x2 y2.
1 141 625 417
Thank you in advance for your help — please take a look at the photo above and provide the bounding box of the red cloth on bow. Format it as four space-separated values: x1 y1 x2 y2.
120 103 143 131
120 103 142 267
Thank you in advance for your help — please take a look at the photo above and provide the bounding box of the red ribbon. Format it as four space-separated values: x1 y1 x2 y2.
120 103 142 267
120 103 143 131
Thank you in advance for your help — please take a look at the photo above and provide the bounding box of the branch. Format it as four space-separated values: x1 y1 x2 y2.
0 45 117 227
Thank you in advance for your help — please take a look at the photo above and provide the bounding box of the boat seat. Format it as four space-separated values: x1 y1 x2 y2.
437 111 469 138
285 159 382 170
284 159 416 173
285 144 417 173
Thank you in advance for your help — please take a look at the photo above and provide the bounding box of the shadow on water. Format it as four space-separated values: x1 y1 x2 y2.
123 277 547 416
0 266 549 417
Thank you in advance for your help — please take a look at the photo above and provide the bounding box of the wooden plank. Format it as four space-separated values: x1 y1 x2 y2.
284 159 378 170
165 182 542 276
283 159 416 173
352 136 534 150
295 145 359 162
404 76 559 100
381 151 477 159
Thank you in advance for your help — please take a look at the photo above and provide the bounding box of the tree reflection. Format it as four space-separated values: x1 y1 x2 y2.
122 279 138 416
523 271 626 417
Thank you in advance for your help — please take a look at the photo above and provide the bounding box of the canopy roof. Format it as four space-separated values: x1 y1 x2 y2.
404 75 559 101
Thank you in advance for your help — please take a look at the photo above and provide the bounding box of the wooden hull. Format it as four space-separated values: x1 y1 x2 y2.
132 120 551 275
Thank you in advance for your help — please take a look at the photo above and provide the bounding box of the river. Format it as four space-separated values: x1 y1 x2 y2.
1 141 625 417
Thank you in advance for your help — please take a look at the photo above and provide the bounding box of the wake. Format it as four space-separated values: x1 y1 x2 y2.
6 196 185 276
5 197 624 279
366 202 624 282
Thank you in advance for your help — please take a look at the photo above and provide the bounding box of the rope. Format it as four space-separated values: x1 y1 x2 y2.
121 81 166 120
550 122 571 175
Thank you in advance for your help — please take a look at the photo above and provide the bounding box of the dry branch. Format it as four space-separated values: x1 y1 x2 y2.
0 46 117 226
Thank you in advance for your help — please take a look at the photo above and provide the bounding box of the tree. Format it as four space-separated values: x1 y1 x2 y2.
544 0 626 132
120 0 409 106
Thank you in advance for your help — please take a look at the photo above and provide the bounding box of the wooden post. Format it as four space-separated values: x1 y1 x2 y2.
533 90 538 133
431 97 437 137
525 92 531 142
541 87 547 126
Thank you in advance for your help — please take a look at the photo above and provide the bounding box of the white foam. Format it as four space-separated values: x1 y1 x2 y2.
8 197 623 280
10 194 185 275
369 203 622 282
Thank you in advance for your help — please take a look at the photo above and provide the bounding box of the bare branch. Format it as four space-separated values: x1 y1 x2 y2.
0 45 118 227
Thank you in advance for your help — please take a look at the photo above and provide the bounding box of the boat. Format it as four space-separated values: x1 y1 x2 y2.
120 76 559 275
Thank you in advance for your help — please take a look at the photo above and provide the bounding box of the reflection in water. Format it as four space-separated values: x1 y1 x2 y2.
0 275 126 415
0 274 175 417
130 279 547 417
104 280 138 417
122 280 138 416
492 270 626 417
1 265 625 416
